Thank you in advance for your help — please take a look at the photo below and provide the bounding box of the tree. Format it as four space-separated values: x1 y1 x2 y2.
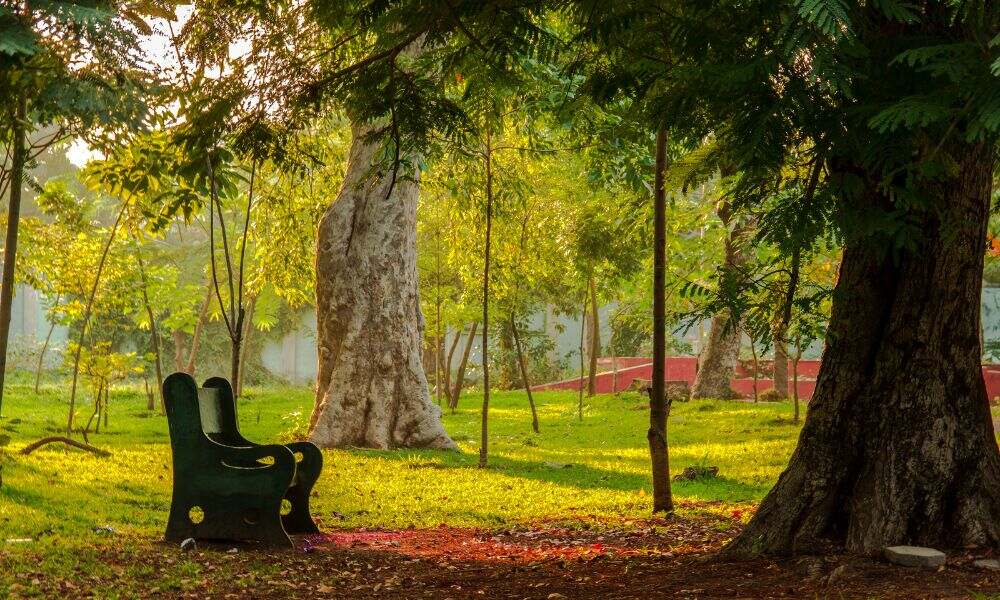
691 199 751 399
0 0 151 416
648 128 673 513
569 0 1000 555
309 114 456 449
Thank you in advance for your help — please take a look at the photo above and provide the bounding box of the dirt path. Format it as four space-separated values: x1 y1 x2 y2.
9 514 1000 598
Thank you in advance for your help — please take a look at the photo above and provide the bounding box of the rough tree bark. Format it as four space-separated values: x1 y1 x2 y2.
692 313 742 399
309 122 454 450
726 144 1000 556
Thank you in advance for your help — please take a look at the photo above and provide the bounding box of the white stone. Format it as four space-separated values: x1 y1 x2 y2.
884 545 946 567
974 559 1000 571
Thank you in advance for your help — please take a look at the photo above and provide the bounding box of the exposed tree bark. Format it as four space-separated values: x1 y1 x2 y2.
749 334 759 402
587 276 601 396
184 284 212 375
726 144 1000 556
449 322 478 411
649 127 673 513
309 121 454 449
510 314 540 433
691 200 751 400
772 327 789 398
0 97 26 417
692 314 741 399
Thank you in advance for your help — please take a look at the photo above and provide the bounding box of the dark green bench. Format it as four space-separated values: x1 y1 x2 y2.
163 372 323 547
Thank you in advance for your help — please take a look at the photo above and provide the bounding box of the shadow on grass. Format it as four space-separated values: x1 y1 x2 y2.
339 447 766 500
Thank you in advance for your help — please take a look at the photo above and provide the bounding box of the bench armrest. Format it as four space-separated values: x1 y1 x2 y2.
284 441 323 481
213 442 296 474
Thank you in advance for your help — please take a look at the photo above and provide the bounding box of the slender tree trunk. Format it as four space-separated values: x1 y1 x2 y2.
479 129 494 468
578 296 587 420
792 341 801 423
0 98 26 417
649 127 673 514
236 294 256 397
184 284 212 375
750 335 759 402
610 322 619 395
172 330 186 373
144 377 155 412
510 314 540 434
772 327 789 398
441 325 461 407
450 323 478 410
587 276 600 396
34 294 59 394
309 120 454 449
726 143 1000 556
85 383 103 436
135 245 164 413
67 201 129 435
435 246 442 406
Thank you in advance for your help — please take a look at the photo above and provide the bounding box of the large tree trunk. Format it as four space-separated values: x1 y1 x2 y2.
309 123 454 450
692 313 741 399
726 144 1000 556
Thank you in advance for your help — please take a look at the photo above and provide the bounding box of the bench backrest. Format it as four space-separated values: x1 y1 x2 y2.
164 373 243 455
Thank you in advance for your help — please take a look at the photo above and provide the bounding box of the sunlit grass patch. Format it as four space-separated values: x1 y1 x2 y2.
0 374 808 593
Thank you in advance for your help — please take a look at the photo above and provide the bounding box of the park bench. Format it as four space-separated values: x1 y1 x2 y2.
162 372 323 547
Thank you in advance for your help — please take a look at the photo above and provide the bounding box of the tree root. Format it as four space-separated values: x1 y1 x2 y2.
19 436 110 458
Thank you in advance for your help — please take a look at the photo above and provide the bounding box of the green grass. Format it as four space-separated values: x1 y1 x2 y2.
0 374 805 596
1 376 802 535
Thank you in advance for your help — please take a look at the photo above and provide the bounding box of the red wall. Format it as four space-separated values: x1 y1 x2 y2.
533 357 1000 401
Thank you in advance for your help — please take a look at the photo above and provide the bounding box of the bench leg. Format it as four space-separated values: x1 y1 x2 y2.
282 484 320 534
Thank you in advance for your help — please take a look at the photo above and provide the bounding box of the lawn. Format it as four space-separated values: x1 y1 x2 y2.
0 373 805 597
